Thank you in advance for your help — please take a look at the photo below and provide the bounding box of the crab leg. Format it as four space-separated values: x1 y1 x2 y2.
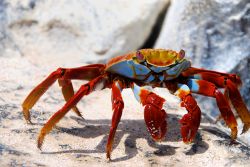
58 78 82 118
131 83 167 141
183 67 250 134
172 84 201 143
182 67 242 86
37 75 107 149
106 80 124 160
22 64 105 123
186 79 238 139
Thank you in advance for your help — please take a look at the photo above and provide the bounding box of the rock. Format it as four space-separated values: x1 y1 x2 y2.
155 0 250 144
4 0 169 67
0 1 21 58
231 56 250 108
155 0 250 71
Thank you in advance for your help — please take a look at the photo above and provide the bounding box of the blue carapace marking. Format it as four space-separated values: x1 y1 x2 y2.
106 60 151 80
187 79 200 93
149 66 170 73
131 83 141 103
177 84 190 92
106 59 191 83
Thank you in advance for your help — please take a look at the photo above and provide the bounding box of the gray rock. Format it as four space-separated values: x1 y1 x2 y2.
155 0 250 145
0 0 7 56
232 56 250 108
156 0 250 71
4 0 169 67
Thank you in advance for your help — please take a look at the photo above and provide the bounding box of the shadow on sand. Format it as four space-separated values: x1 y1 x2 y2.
41 113 210 161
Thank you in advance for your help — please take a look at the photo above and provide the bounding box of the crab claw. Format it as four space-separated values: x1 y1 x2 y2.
131 83 167 141
179 95 201 143
179 113 198 143
143 93 167 141
144 106 167 141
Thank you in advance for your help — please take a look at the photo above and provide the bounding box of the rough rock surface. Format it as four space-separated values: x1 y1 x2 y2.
155 0 250 71
231 56 250 110
3 0 169 67
155 0 250 145
0 1 21 58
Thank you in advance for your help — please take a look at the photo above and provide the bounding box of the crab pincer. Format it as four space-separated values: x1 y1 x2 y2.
174 84 201 143
131 83 167 141
143 92 167 141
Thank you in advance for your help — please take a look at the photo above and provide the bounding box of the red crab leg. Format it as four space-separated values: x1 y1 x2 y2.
58 78 82 118
182 67 242 86
131 83 167 141
37 75 107 149
22 64 105 123
173 84 201 143
185 79 238 139
106 80 124 160
183 67 250 134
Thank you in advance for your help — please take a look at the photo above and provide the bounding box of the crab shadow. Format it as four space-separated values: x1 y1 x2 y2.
42 113 209 162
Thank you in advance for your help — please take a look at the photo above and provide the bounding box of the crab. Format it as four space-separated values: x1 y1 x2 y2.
22 49 250 159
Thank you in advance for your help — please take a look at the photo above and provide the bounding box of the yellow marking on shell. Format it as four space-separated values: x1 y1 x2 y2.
139 49 182 67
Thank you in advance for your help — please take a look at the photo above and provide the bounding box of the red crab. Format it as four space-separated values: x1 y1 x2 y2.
22 49 250 159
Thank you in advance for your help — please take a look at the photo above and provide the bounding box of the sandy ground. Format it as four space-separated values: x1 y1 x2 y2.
1 56 250 167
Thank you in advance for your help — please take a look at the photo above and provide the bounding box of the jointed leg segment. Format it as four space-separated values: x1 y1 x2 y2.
58 78 82 118
22 64 105 123
186 79 238 139
183 67 250 135
37 75 107 149
106 80 125 160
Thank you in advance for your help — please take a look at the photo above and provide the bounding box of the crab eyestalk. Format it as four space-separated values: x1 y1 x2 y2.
136 51 145 62
178 49 185 59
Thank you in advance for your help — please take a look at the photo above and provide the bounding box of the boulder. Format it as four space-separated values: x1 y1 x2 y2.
155 0 250 145
155 0 250 71
4 0 169 67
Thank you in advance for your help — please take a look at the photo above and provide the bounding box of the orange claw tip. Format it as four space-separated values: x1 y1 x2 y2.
26 119 33 125
183 140 192 144
22 108 31 121
37 134 45 150
241 124 250 135
37 140 43 150
106 152 112 161
230 127 238 140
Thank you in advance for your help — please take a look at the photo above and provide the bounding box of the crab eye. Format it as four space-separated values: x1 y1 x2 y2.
136 51 145 62
179 49 185 59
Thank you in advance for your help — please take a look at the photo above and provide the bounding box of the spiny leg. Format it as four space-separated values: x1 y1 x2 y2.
131 83 167 141
183 67 250 134
22 64 105 123
106 80 124 160
172 84 201 143
37 75 107 149
186 79 238 140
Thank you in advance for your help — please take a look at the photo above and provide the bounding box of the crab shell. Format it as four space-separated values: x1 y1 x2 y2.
105 49 191 82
